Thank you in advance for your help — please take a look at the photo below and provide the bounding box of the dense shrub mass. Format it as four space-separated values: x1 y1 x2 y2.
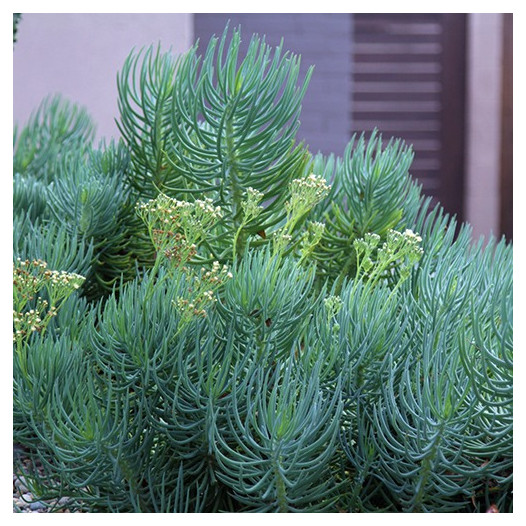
13 26 512 512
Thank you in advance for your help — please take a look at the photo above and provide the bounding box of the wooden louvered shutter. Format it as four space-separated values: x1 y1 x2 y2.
351 13 467 219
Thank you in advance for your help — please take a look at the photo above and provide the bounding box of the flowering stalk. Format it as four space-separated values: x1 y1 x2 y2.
136 193 222 268
233 187 264 261
136 193 234 325
174 261 233 327
13 258 85 369
273 174 330 258
351 228 424 295
136 192 224 299
323 294 343 340
299 221 326 265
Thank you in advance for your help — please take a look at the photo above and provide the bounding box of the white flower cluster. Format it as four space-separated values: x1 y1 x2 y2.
13 259 85 345
352 228 424 285
292 173 331 193
195 197 223 218
174 261 233 322
241 187 265 220
44 269 86 289
382 229 424 258
205 261 233 282
14 259 85 295
245 187 264 202
13 306 45 338
16 258 48 269
288 174 331 211
137 194 223 222
137 193 224 266
402 229 423 243
309 221 326 238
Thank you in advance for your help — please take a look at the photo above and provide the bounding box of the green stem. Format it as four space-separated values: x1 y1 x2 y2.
272 449 289 513
335 253 355 296
225 108 245 259
232 221 246 261
117 455 148 512
411 425 444 512
144 255 163 303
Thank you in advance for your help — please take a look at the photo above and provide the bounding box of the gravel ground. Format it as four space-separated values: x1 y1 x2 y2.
13 444 75 513
13 477 72 513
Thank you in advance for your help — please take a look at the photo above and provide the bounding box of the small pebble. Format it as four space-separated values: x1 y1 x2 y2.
29 501 47 512
20 492 34 503
14 476 29 494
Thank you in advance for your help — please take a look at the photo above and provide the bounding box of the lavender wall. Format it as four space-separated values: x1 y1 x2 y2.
13 13 193 141
14 13 353 157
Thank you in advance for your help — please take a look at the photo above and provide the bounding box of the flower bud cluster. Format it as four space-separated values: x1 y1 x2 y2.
272 227 294 255
137 194 222 222
44 269 85 290
241 187 264 221
13 298 52 341
13 258 85 346
152 230 198 264
300 221 326 262
137 193 223 267
324 294 343 320
14 259 85 303
379 229 424 265
286 174 331 217
353 228 423 285
272 174 330 259
353 233 381 273
174 261 233 323
308 221 326 242
13 259 45 303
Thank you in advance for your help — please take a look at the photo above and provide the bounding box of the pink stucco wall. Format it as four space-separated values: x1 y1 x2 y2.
13 13 193 141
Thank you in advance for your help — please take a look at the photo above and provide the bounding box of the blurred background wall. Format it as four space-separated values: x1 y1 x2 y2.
13 13 193 140
13 12 512 240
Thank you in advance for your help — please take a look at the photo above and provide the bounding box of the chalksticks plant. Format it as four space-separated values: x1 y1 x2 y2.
13 24 512 513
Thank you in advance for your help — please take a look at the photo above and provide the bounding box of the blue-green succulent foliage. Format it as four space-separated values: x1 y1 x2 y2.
13 25 512 513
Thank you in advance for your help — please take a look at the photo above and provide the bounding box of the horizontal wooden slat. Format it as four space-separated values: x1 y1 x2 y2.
352 112 440 122
353 81 442 94
354 13 441 24
400 139 442 152
357 22 442 36
352 120 441 132
353 54 442 65
354 42 442 54
413 178 441 190
354 93 440 104
353 35 441 45
353 74 441 84
352 101 441 112
353 62 442 74
412 154 441 166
